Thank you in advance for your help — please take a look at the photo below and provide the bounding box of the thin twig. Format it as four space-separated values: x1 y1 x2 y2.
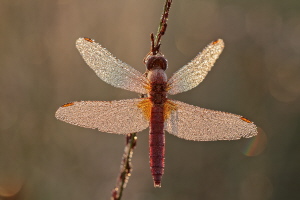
152 0 172 55
111 133 137 200
144 0 172 63
111 1 173 199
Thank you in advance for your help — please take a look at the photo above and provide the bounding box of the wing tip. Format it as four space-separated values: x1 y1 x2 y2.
239 116 259 137
83 37 94 43
240 116 253 123
61 102 75 107
76 37 95 45
212 39 224 46
55 102 75 120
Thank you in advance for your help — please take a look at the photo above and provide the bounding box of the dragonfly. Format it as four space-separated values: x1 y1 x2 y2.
55 37 257 187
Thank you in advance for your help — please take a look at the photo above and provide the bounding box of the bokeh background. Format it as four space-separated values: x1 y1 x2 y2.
1 0 300 199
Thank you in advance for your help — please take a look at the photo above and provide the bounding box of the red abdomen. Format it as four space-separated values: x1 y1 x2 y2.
149 104 165 188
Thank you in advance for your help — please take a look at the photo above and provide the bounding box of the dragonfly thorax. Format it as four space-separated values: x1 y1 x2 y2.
146 55 168 71
147 69 168 104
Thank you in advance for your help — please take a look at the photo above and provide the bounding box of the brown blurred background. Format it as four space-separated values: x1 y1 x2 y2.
1 0 300 199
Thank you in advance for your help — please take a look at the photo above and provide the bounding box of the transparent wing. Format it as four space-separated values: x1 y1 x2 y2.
165 100 257 141
55 99 149 134
167 39 224 95
76 38 149 94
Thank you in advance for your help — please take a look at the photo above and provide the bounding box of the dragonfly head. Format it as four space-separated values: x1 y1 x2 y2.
145 55 168 71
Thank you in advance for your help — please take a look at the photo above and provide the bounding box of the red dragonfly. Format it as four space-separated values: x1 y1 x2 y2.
55 37 257 187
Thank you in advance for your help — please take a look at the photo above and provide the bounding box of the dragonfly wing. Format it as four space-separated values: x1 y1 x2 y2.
55 99 149 134
165 100 257 141
167 39 224 95
76 38 149 94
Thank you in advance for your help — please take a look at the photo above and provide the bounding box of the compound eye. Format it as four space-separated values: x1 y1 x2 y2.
160 57 168 70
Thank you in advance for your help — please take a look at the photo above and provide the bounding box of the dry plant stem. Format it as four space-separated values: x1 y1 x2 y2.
111 133 137 200
111 1 173 199
153 0 172 54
